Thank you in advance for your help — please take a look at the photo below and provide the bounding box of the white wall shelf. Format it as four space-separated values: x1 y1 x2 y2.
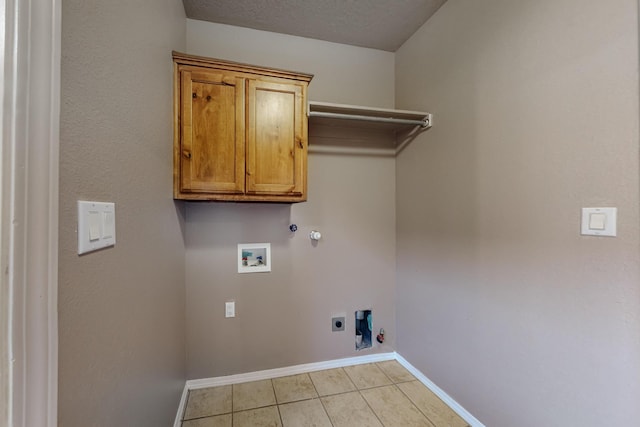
308 101 432 131
307 101 432 156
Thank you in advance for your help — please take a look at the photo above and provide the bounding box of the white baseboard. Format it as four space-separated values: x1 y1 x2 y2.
395 354 485 427
187 352 397 390
173 384 190 427
174 352 484 427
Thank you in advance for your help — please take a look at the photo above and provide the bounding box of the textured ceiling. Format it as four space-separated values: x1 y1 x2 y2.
182 0 447 52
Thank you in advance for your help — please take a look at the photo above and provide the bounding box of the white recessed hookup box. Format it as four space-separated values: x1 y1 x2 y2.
581 207 617 237
78 200 116 254
237 243 271 273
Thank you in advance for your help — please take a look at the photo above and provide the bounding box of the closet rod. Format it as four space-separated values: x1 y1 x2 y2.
308 111 431 128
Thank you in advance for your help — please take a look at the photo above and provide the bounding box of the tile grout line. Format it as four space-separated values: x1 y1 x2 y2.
379 361 437 427
394 382 437 427
356 364 387 427
309 372 337 427
369 361 397 427
276 403 284 427
359 388 387 427
270 378 285 427
372 362 435 427
231 383 235 415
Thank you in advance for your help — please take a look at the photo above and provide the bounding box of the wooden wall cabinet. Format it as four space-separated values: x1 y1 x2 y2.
173 52 313 202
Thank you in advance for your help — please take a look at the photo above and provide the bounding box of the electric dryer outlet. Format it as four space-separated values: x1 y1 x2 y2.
332 316 345 332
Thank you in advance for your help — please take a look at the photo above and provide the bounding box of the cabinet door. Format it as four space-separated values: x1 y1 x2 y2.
180 69 245 194
246 79 306 197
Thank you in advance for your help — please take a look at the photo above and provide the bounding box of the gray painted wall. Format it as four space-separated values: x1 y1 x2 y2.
58 1 187 425
395 0 640 426
184 21 398 379
57 2 640 424
186 20 395 107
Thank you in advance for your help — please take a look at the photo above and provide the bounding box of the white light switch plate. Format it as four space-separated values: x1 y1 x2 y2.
78 201 116 254
581 207 617 237
225 301 235 318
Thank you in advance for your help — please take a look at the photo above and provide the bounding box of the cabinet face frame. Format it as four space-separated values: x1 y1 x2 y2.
172 52 313 202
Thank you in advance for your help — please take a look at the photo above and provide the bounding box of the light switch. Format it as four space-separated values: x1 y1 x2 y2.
588 213 606 230
103 211 115 239
78 201 116 254
88 211 101 241
225 301 235 318
581 207 616 237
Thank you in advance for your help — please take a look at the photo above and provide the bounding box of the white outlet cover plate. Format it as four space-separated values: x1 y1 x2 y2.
581 207 617 237
78 200 116 254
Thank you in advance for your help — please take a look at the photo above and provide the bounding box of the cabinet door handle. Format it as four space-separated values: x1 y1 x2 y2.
183 150 192 159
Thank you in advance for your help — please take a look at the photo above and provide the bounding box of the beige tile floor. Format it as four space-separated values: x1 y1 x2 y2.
181 360 470 427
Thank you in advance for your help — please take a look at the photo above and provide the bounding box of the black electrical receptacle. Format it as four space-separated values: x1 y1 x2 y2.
332 316 345 332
